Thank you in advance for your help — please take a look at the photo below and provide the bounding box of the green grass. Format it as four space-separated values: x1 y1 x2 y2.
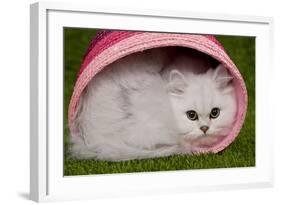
63 28 255 176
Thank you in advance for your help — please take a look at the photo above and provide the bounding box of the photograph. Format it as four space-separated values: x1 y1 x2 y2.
63 28 255 176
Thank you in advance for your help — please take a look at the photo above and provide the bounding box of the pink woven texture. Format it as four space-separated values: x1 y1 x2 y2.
68 31 248 154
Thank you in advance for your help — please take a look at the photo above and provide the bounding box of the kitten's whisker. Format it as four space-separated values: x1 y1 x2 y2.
180 131 192 136
216 125 231 129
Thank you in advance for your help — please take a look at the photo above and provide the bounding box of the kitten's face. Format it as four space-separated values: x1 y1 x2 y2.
167 65 237 140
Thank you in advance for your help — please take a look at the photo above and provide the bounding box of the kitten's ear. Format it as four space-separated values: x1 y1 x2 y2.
213 64 233 87
167 70 187 96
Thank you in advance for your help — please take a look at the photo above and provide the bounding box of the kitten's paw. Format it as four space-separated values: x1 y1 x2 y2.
191 135 224 148
179 141 197 154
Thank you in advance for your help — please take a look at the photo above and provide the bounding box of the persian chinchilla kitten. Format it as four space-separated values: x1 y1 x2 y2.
70 48 237 161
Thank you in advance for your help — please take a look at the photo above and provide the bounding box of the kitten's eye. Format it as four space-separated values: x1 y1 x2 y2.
186 110 198 121
210 107 220 119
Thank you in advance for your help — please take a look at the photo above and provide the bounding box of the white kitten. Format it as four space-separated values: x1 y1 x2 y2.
70 48 237 161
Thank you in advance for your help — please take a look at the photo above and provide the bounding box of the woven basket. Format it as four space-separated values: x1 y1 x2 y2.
68 30 248 153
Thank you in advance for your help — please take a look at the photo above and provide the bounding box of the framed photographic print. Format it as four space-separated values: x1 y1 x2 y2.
30 2 274 202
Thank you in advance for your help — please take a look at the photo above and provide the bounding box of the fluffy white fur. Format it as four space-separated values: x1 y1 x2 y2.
70 48 237 161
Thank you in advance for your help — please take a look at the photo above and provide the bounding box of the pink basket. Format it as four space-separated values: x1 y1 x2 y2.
68 30 248 153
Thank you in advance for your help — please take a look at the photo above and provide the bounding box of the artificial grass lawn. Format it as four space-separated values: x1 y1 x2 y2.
63 28 255 176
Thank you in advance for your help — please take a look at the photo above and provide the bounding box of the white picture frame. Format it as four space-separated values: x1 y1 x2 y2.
30 2 274 202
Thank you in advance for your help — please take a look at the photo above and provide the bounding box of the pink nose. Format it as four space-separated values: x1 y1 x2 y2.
200 126 209 133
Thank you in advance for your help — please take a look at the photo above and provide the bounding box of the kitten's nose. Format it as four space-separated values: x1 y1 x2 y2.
200 126 209 134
